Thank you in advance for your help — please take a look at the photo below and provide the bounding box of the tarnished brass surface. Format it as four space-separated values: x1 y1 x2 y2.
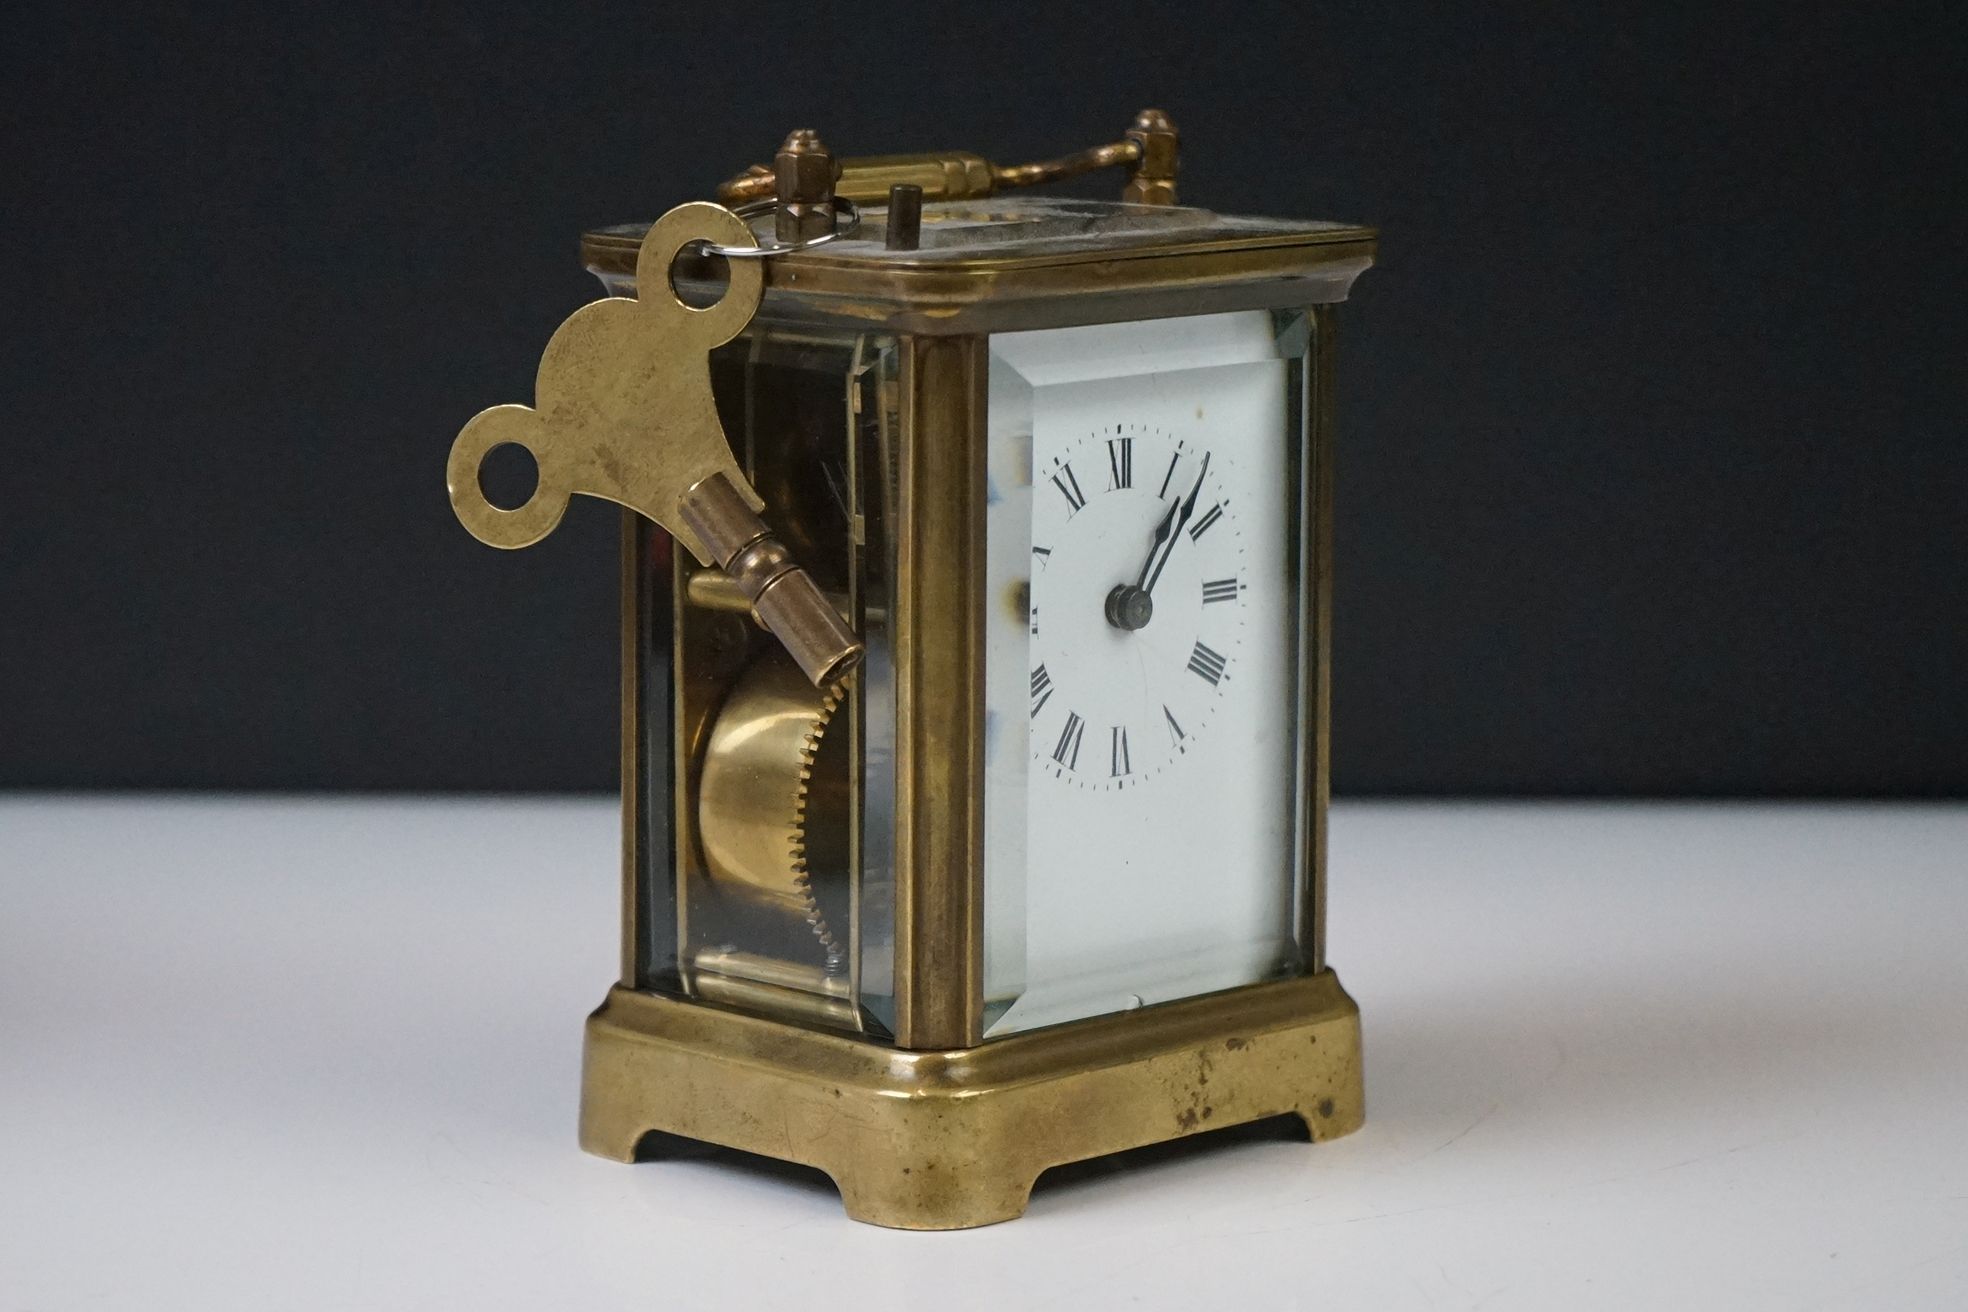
448 202 859 687
687 949 860 1032
749 566 859 688
689 948 850 998
1121 108 1179 205
574 174 1376 1226
450 203 764 563
580 970 1364 1229
687 968 862 1032
685 568 871 622
755 150 994 207
718 108 1178 207
694 653 848 958
683 567 761 613
772 129 837 243
988 138 1141 192
583 203 1376 337
889 335 987 1049
676 472 861 686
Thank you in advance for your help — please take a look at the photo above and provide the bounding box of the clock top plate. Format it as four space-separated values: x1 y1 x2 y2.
582 199 1376 335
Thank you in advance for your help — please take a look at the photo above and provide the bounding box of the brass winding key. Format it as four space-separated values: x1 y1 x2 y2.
445 201 862 687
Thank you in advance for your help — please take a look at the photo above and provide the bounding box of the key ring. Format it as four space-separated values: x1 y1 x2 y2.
693 197 862 259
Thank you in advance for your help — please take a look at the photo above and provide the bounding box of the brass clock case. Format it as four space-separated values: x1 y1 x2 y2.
583 970 1364 1230
580 179 1375 1227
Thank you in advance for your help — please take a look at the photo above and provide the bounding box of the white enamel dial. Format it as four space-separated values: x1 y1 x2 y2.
982 310 1307 1037
1028 426 1247 790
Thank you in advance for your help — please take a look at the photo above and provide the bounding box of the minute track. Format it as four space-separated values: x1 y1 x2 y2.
1026 425 1246 790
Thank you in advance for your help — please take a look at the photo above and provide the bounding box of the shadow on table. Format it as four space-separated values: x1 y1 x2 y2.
631 1116 1313 1225
631 1128 841 1203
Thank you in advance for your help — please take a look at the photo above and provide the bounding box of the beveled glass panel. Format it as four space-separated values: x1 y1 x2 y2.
982 311 1312 1035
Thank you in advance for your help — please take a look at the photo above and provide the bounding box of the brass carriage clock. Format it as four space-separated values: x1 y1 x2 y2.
447 110 1376 1228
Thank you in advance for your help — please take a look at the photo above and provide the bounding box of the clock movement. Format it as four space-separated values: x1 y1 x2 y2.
447 110 1376 1228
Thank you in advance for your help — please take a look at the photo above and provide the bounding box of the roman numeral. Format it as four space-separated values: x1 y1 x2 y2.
1188 503 1224 540
1202 577 1240 604
1051 465 1086 513
1187 641 1228 685
1107 437 1133 490
1052 711 1085 769
1110 726 1131 777
1031 545 1052 559
1163 704 1186 745
1158 453 1180 498
1030 665 1053 718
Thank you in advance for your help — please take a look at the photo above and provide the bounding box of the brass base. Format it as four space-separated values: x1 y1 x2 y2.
580 970 1364 1230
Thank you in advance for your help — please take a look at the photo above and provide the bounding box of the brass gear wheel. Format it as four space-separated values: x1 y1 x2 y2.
696 652 851 969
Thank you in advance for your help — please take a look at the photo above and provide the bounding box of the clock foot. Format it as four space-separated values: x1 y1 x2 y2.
580 971 1363 1230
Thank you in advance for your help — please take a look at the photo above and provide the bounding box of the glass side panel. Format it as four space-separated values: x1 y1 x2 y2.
851 341 901 1037
633 517 682 995
983 311 1309 1036
612 304 898 1038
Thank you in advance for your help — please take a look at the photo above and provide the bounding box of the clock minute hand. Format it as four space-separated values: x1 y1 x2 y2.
1133 497 1180 591
1140 451 1210 597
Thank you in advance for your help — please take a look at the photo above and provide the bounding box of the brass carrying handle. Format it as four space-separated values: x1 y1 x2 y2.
715 108 1179 208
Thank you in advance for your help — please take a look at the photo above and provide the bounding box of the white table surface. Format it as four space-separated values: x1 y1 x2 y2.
3 797 1964 1310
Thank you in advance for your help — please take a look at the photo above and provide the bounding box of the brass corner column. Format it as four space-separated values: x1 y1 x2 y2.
890 334 989 1049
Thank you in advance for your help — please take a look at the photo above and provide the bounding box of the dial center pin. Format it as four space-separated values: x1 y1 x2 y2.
1104 583 1155 631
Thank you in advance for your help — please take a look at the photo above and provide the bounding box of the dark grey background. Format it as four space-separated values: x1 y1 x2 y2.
3 4 1960 795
